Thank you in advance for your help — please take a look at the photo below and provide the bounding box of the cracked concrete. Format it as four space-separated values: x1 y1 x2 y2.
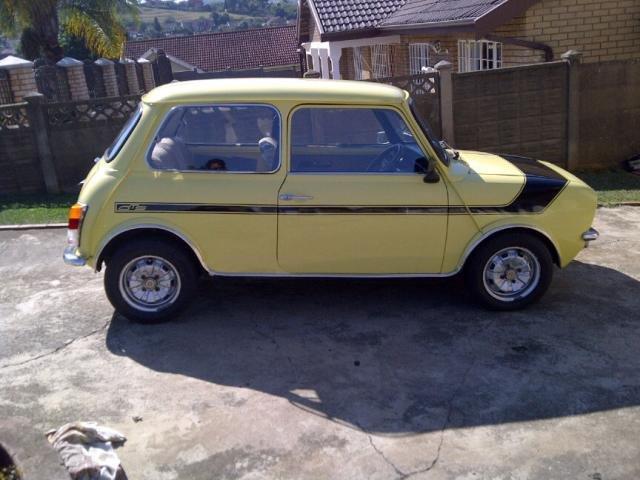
1 207 640 479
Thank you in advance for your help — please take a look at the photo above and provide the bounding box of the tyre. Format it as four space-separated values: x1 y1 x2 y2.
104 239 198 323
465 232 554 310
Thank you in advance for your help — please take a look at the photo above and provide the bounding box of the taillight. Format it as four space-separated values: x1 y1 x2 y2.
67 203 87 248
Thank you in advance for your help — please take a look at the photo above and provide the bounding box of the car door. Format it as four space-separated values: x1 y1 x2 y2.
277 106 448 275
119 103 285 273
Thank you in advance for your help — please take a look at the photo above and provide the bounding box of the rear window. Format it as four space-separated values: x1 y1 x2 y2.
105 105 142 163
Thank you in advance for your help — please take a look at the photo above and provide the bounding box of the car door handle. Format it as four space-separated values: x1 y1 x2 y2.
279 194 314 201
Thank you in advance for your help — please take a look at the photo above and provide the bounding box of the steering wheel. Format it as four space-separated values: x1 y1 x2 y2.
366 144 403 173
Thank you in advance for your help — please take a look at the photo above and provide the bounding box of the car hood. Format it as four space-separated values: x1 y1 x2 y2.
448 150 570 211
455 150 526 177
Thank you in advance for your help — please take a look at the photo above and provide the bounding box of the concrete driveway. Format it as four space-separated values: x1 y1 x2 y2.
1 207 639 480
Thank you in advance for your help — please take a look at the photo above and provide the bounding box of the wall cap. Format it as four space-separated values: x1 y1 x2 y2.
95 58 114 66
0 55 34 70
434 60 453 71
561 50 583 64
57 57 84 67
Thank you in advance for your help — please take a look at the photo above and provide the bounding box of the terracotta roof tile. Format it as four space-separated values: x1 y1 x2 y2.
124 25 299 72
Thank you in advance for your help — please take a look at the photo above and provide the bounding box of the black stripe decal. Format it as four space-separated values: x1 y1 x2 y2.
476 155 568 214
278 206 450 215
114 157 567 216
115 203 277 214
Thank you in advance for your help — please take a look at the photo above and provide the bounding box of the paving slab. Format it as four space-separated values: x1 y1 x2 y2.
0 207 639 479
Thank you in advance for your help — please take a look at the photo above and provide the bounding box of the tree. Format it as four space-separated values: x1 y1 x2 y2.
0 0 140 61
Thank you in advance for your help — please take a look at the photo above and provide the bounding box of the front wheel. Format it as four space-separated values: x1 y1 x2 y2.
104 239 198 323
465 232 554 310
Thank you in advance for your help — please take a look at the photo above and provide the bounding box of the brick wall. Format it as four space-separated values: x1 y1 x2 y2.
6 68 37 103
496 0 640 65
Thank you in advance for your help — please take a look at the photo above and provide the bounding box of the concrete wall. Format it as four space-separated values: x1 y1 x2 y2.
452 61 569 166
577 58 640 169
0 96 141 194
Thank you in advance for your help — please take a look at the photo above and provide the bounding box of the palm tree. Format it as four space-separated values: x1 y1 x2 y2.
0 0 139 61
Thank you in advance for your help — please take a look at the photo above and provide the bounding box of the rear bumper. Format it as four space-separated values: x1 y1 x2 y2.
63 246 87 267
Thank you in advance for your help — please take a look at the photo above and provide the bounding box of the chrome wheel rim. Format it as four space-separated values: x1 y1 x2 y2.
483 247 540 302
119 255 181 312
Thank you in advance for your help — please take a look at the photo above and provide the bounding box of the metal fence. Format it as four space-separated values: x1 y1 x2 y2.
373 72 442 137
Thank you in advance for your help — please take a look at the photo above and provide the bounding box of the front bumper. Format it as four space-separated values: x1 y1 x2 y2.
63 246 87 267
582 227 599 244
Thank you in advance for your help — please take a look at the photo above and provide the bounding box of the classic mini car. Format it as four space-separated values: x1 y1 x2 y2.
63 79 598 322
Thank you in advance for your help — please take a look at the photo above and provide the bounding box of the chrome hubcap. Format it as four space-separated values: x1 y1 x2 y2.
483 247 540 302
119 256 181 312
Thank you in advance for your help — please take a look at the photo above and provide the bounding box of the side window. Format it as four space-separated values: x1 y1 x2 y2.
290 107 431 174
148 105 280 173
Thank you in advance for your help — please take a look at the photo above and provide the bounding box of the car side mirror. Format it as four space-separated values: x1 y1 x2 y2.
415 157 440 183
423 168 440 183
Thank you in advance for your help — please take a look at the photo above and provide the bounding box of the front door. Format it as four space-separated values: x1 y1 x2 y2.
277 106 448 274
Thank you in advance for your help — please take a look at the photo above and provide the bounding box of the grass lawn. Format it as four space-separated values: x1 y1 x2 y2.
575 169 640 207
0 169 638 225
0 193 76 225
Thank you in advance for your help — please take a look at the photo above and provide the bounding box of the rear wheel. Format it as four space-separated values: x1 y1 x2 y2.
465 232 554 310
104 239 198 323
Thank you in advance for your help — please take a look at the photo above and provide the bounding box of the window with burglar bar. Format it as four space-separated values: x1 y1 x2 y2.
457 39 502 72
371 44 392 79
353 46 366 80
409 43 432 74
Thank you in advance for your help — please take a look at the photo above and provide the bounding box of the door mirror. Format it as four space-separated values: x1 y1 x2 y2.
415 157 440 183
423 167 440 183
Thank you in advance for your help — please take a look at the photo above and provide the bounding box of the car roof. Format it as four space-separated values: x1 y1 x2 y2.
143 78 407 106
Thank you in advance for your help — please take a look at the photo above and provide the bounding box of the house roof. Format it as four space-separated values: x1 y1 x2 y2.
124 25 299 73
312 0 405 33
381 0 509 27
310 0 538 36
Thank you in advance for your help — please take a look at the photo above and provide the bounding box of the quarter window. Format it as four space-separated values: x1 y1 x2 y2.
105 105 142 162
290 107 431 174
147 105 280 172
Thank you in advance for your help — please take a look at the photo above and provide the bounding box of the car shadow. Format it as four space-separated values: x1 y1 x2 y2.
106 261 640 436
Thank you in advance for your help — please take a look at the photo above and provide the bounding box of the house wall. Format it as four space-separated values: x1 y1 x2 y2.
302 0 640 78
496 0 640 64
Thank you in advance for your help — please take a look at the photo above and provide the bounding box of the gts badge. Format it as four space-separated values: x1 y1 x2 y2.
115 203 148 212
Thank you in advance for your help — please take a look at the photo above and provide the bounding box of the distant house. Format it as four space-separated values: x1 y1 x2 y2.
298 0 640 79
125 25 300 74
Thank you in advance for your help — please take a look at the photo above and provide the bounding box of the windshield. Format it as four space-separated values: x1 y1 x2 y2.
105 105 142 162
409 99 449 166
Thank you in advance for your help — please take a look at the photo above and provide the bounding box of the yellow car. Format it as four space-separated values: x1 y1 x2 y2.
63 78 598 322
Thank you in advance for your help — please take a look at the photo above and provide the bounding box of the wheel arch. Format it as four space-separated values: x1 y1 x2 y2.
459 225 561 270
95 225 210 274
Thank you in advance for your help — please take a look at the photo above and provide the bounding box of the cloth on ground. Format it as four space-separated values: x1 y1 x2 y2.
45 422 127 480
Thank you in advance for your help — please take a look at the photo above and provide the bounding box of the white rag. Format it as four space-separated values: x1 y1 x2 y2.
45 422 127 480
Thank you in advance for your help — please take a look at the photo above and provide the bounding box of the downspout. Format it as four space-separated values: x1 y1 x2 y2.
484 34 554 62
